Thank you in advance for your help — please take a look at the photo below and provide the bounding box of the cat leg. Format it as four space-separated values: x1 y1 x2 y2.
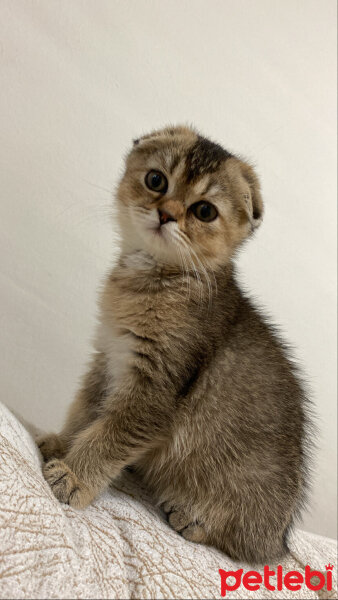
37 393 93 462
43 382 175 508
42 416 117 508
38 352 107 461
37 433 66 461
205 496 290 563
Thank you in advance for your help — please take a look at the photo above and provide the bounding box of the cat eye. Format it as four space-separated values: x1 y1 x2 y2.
190 201 218 222
145 170 168 194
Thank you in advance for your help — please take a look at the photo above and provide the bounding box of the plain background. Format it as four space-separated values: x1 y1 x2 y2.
0 0 336 539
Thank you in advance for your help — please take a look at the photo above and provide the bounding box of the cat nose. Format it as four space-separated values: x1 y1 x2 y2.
158 208 176 226
158 199 183 225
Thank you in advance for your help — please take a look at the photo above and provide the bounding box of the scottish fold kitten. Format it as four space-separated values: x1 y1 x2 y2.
38 126 309 563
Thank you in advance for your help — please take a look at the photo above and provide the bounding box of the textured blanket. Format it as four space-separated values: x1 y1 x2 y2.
0 401 336 599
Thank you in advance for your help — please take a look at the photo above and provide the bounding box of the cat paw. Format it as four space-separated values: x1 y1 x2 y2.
168 508 191 532
163 502 206 543
163 503 192 532
43 459 93 509
37 434 66 461
181 523 207 544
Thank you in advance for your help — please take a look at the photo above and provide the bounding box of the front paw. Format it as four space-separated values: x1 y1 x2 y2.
37 434 66 461
43 459 94 509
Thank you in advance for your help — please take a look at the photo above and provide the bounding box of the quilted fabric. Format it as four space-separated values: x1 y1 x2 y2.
0 401 336 599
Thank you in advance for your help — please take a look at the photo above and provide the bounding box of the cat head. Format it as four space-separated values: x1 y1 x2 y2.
116 125 263 270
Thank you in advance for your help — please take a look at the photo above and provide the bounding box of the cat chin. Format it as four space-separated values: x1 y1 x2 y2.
119 228 182 268
143 242 181 268
123 225 181 267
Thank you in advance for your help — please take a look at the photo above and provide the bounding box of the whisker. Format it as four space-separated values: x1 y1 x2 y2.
82 179 113 194
173 231 216 312
175 241 191 301
55 200 113 227
191 253 213 311
182 242 204 306
188 244 217 310
171 231 204 306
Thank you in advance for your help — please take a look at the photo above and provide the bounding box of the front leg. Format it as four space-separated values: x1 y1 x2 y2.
43 381 174 508
38 352 108 462
38 433 67 462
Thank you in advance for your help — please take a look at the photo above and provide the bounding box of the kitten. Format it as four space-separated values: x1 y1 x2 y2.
38 125 310 563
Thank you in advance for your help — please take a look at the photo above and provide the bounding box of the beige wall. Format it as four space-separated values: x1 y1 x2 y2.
0 0 336 539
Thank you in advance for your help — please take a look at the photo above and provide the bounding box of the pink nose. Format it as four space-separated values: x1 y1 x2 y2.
158 209 176 226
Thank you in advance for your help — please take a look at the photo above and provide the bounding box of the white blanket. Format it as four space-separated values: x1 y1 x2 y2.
0 401 336 599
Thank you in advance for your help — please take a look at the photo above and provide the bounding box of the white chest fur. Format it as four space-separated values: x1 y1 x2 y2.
95 251 160 392
96 322 134 392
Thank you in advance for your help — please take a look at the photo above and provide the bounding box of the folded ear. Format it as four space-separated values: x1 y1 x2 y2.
237 161 264 230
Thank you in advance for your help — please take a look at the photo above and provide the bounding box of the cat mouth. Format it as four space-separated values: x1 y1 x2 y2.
143 209 177 246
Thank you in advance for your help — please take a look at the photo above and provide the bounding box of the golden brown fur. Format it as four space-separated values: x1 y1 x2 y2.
39 126 308 563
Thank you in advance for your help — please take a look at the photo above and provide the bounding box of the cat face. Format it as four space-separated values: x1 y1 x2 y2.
116 126 263 270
